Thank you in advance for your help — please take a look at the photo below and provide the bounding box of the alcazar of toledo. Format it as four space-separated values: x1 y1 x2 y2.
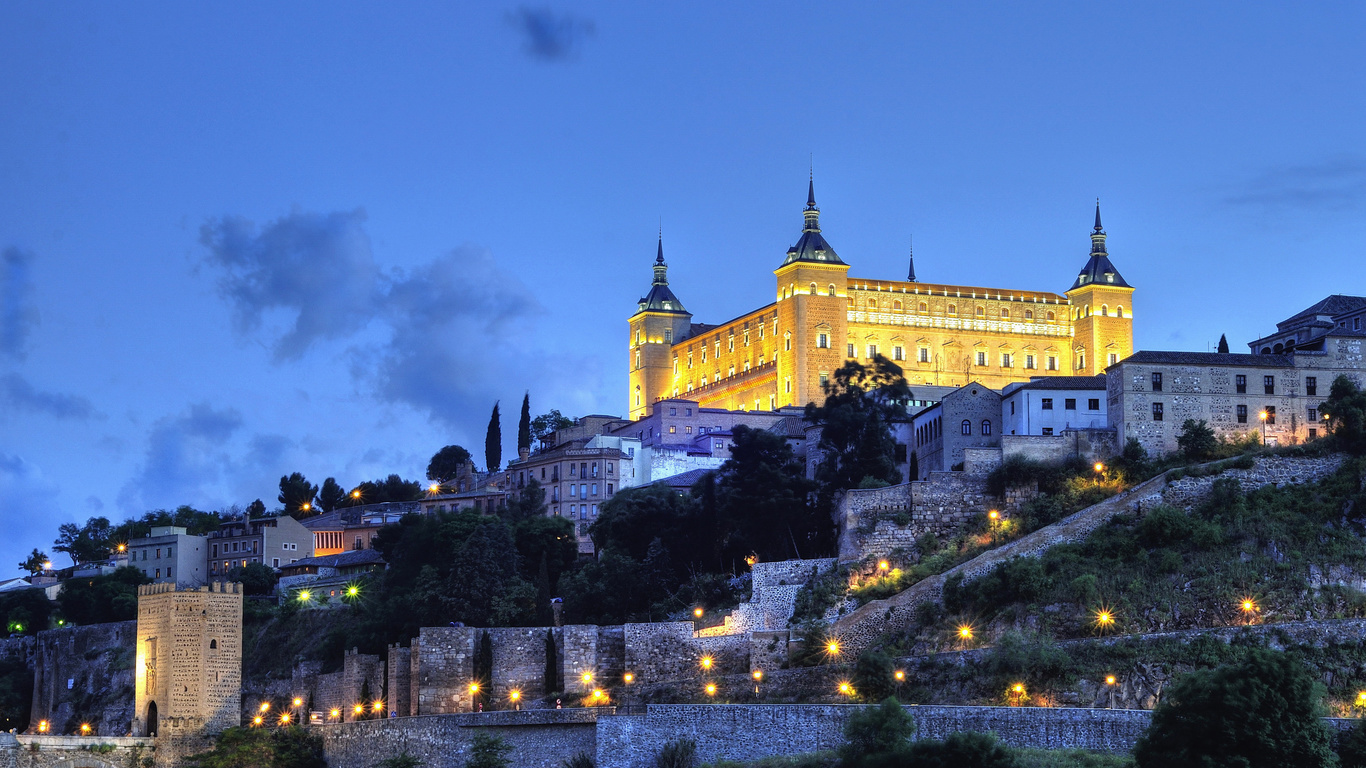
627 179 1135 419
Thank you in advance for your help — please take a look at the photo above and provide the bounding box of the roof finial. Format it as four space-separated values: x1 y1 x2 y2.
907 235 917 282
656 225 664 264
807 167 817 210
1094 198 1103 233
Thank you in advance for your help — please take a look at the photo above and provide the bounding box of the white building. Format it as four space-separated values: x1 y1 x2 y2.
128 525 209 587
1001 376 1108 436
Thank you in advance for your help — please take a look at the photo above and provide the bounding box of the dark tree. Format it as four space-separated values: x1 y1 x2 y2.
1134 649 1336 768
805 355 910 493
318 478 347 513
840 697 916 765
278 472 319 517
1177 419 1217 461
18 548 48 576
852 649 898 704
246 499 268 519
53 516 113 565
530 410 574 444
0 655 33 731
352 475 425 504
0 589 52 636
464 734 512 768
1322 375 1366 455
512 513 576 590
56 566 151 625
714 425 823 562
544 630 558 694
427 445 473 483
1217 334 1230 354
485 402 502 472
518 392 533 454
501 479 548 523
227 562 279 595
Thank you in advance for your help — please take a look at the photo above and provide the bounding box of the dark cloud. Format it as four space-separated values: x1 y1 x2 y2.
199 209 567 433
1 246 40 361
199 210 383 362
508 7 595 60
116 402 245 513
1226 154 1366 210
1 373 100 421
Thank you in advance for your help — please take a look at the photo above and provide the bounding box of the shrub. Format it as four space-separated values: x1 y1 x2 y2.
465 734 513 768
378 755 423 768
656 739 697 768
1177 419 1217 461
1338 717 1366 768
561 753 594 768
881 731 1018 768
839 698 915 765
1138 507 1194 547
853 649 898 703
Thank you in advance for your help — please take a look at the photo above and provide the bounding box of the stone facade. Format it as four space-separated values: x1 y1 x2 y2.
630 194 1134 417
1160 455 1345 511
1001 429 1117 464
912 384 1004 476
133 582 242 739
0 734 156 768
318 711 597 768
388 644 412 718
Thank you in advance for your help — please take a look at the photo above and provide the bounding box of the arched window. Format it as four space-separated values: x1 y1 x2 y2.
893 300 903 311
1116 305 1124 318
1047 311 1055 321
1085 305 1090 316
810 282 817 295
634 386 641 406
869 298 878 310
828 284 836 296
1025 310 1033 320
919 302 928 312
1101 305 1108 316
981 420 992 436
784 331 792 351
209 639 217 649
976 306 985 317
961 419 972 435
1001 308 1009 318
948 303 957 315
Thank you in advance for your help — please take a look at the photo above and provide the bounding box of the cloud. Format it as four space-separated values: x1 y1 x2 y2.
116 402 245 514
1 246 40 361
1226 154 1366 210
0 452 62 560
508 7 595 60
199 209 383 362
0 373 100 421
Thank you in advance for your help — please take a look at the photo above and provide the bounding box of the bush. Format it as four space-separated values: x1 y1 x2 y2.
378 754 423 768
561 754 594 768
1338 717 1366 768
1134 649 1335 768
880 731 1018 768
465 734 513 768
852 649 898 703
839 698 915 765
1177 419 1217 461
185 726 324 768
656 739 698 768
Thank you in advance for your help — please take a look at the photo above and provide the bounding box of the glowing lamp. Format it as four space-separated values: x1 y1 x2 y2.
988 510 999 520
1105 675 1117 686
292 697 302 707
259 702 271 712
826 641 840 655
510 690 521 702
469 682 480 694
958 625 974 640
351 490 362 498
330 709 340 719
429 483 440 493
298 590 311 602
81 723 91 734
581 672 593 684
624 673 634 684
301 503 310 511
839 682 852 695
37 720 48 733
700 656 713 670
878 560 890 571
347 586 360 597
279 713 291 725
252 716 263 726
1012 683 1025 694
705 683 717 696
354 704 364 714
693 607 704 618
894 670 905 682
753 670 763 681
592 689 605 700
1094 462 1105 473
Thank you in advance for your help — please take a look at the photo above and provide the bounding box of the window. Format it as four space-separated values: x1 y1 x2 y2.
1235 375 1246 393
1236 405 1247 423
948 304 957 315
868 298 878 310
669 425 676 434
784 377 792 393
961 420 972 435
1152 372 1163 391
669 407 677 416
1047 356 1058 371
817 333 829 348
784 332 792 351
1077 353 1085 370
847 343 856 357
893 346 904 361
155 548 161 559
728 336 734 352
273 557 280 567
212 544 218 557
1042 427 1054 436
867 344 878 358
1152 402 1164 421
1306 376 1317 396
1088 398 1100 410
919 302 928 312
1108 353 1118 366
828 284 836 296
1010 401 1015 415
570 485 578 498
1101 305 1108 316
1264 376 1275 395
981 420 992 435
664 329 672 343
607 483 614 496
591 483 598 496
1025 354 1035 369
1065 398 1076 410
976 306 985 317
1001 308 1009 318
809 282 817 295
1047 311 1055 321
1041 398 1054 410
1001 353 1013 368
1307 407 1317 422
1310 428 1318 439
819 372 829 388
1025 310 1033 320
976 351 987 366
155 568 161 578
893 300 903 311
919 347 930 363
1265 406 1276 425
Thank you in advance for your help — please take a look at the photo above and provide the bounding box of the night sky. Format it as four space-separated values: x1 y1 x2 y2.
2 3 1364 570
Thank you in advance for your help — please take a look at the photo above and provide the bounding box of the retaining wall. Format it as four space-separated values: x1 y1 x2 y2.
0 734 155 768
318 711 598 768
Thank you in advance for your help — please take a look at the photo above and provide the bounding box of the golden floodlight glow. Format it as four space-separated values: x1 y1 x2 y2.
592 689 605 700
693 607 704 618
581 672 593 684
298 590 311 602
292 697 302 707
259 702 271 712
839 682 852 695
1357 691 1366 704
117 543 126 552
469 682 481 694
894 670 905 682
373 700 383 712
330 709 340 719
753 670 763 681
1241 599 1257 613
705 683 717 696
1012 683 1026 694
351 489 362 498
81 723 91 734
429 483 440 493
37 720 48 733
279 713 291 725
624 673 634 684
958 625 974 640
252 716 263 726
347 585 360 597
878 560 890 571
301 502 310 511
826 640 840 655
510 690 522 701
700 656 713 670
988 510 999 520
1094 462 1105 473
354 704 364 714
1259 410 1268 421
1095 609 1115 629
1106 675 1117 686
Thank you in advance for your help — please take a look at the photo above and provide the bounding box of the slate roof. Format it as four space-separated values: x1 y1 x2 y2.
1279 295 1366 330
1013 376 1108 391
1117 350 1293 368
282 549 386 570
658 468 715 490
1069 204 1130 290
636 237 689 315
781 178 845 267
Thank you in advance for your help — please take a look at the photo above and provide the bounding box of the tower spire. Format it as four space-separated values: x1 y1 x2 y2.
907 235 917 282
656 226 664 264
1090 200 1107 255
1094 198 1103 233
806 172 816 210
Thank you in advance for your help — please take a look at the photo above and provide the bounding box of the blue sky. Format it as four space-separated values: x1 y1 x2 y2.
2 3 1364 569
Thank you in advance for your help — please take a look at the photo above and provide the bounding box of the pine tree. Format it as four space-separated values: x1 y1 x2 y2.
518 392 533 454
485 402 502 472
1217 334 1230 354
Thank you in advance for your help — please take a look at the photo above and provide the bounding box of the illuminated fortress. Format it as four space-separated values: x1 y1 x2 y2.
627 180 1135 420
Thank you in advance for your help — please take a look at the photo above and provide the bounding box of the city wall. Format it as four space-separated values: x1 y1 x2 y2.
1002 429 1117 464
0 734 155 768
27 622 137 738
318 710 598 768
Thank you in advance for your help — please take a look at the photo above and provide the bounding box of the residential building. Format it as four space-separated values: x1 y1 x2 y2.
302 505 411 557
276 549 387 603
127 526 209 587
911 383 1003 478
1001 376 1108 435
208 515 314 576
1249 295 1366 354
627 189 1134 419
1107 329 1364 454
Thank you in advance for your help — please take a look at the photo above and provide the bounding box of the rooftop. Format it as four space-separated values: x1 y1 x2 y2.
1006 376 1108 393
1117 350 1294 368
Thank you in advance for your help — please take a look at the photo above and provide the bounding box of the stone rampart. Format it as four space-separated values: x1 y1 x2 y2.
595 704 1151 768
388 645 413 717
318 711 597 768
623 623 748 683
1002 429 1117 464
1160 455 1344 510
0 734 156 768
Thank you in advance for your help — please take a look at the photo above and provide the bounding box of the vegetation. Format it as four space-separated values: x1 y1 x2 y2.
185 726 325 768
278 472 319 517
519 393 533 454
17 548 48 575
1176 419 1216 462
0 655 33 731
56 566 150 625
486 401 503 472
227 562 278 596
1323 375 1366 455
377 755 423 768
561 753 594 768
839 697 915 765
656 739 698 768
805 355 910 493
1134 649 1336 768
530 410 575 443
465 734 513 768
1 587 52 635
428 445 473 483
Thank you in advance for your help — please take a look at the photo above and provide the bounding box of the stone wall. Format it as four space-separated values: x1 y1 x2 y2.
0 734 156 768
1160 455 1344 510
623 623 749 683
416 627 476 715
27 621 136 738
1002 429 1117 464
342 648 385 722
595 705 1151 768
318 711 597 768
388 645 412 717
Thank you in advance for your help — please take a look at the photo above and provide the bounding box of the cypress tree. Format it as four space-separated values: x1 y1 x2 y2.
908 450 919 482
518 392 533 454
359 678 372 720
544 630 559 695
535 552 553 626
476 632 494 709
485 402 502 472
1217 334 1230 354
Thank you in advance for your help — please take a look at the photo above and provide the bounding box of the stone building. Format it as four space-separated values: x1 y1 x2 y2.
911 383 1003 477
133 582 242 739
1249 295 1366 354
1107 330 1365 454
127 526 209 587
208 515 314 576
626 184 1134 419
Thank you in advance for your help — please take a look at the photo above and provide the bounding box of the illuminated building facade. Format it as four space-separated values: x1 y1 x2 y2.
627 182 1135 419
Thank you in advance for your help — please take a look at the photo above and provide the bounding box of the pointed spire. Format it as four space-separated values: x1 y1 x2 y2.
656 226 664 264
907 236 917 282
806 172 817 210
1094 198 1103 232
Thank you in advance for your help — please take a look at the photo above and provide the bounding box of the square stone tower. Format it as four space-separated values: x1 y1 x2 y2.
133 581 242 738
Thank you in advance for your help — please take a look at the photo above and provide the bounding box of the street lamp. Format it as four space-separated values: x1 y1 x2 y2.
752 669 763 696
699 656 713 671
1259 410 1268 444
510 690 522 711
1105 675 1117 709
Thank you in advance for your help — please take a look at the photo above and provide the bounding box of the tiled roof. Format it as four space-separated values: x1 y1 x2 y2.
282 549 386 570
1280 295 1366 328
1014 376 1108 391
658 468 715 490
1117 350 1293 368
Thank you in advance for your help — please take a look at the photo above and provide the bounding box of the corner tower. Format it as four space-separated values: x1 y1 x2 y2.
774 177 851 408
1065 203 1135 375
628 236 693 420
134 582 242 741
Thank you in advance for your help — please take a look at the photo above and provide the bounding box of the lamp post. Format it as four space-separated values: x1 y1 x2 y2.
1259 410 1268 444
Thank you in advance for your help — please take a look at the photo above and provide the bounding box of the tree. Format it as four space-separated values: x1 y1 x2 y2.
1177 419 1217 461
279 472 320 517
1338 718 1366 768
883 732 1018 768
1217 334 1230 354
852 649 898 704
465 734 513 768
474 631 494 709
427 445 473 483
530 410 575 444
56 566 151 625
1322 375 1366 455
0 589 52 636
501 479 548 524
512 513 576 590
319 478 347 513
352 475 426 504
518 392 533 454
840 697 916 766
18 548 48 575
486 402 503 472
228 562 279 596
247 499 268 519
805 355 910 493
53 516 113 565
544 629 559 694
0 655 33 731
714 425 823 563
378 755 424 768
1134 649 1336 768
185 725 325 768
